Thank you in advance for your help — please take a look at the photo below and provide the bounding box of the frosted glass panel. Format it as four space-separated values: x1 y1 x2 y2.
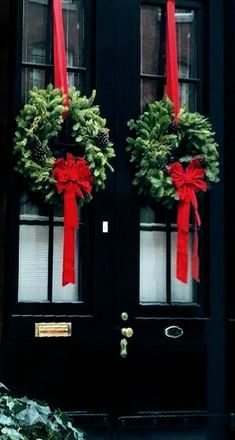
171 231 194 303
52 225 79 302
18 225 49 302
140 230 167 303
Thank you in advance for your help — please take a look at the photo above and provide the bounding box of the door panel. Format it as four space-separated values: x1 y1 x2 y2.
1 0 226 438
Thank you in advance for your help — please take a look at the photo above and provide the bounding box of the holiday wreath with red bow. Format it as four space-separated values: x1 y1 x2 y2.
126 98 219 283
14 85 114 205
13 85 115 285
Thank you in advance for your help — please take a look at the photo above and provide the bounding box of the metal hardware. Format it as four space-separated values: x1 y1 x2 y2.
102 221 108 233
121 312 128 321
120 338 128 358
35 322 72 338
121 327 134 338
164 325 184 339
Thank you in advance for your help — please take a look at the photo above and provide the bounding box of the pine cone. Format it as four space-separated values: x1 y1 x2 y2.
32 143 47 163
96 131 109 149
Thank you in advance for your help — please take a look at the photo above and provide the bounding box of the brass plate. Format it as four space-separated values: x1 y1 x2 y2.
35 322 72 338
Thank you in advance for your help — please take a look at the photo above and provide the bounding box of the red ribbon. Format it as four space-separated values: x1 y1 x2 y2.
53 0 69 108
166 0 180 118
168 159 207 283
53 153 93 286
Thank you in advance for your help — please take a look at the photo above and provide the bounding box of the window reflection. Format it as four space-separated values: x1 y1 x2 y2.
140 6 198 111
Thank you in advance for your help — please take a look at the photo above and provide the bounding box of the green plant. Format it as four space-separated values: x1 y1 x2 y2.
0 385 84 440
126 98 219 208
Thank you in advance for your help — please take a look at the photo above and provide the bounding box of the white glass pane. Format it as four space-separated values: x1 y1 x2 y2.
171 231 194 303
140 230 167 303
52 225 79 302
18 225 49 302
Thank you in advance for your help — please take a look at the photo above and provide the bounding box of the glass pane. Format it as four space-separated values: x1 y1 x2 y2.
68 72 85 90
140 206 155 223
141 79 196 111
177 10 197 79
180 82 197 111
63 0 85 67
141 6 197 79
171 231 194 303
18 225 49 302
141 79 164 108
52 206 79 301
23 0 50 64
141 6 164 75
52 225 79 302
21 68 46 101
140 229 167 303
20 192 49 220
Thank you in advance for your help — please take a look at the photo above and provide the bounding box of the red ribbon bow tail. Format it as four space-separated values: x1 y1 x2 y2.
192 219 200 283
63 227 76 286
176 200 190 283
62 186 79 287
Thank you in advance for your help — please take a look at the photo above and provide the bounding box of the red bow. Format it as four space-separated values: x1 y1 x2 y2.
53 153 93 286
168 159 207 283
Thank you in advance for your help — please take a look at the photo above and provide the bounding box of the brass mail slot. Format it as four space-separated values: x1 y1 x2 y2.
35 322 72 338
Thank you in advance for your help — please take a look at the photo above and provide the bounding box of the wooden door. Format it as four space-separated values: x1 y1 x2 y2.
0 0 226 439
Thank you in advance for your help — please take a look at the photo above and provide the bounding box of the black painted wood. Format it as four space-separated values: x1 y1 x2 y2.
0 0 228 438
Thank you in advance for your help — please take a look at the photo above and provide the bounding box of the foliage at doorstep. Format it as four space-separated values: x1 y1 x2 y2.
0 385 84 440
126 98 219 208
13 84 115 205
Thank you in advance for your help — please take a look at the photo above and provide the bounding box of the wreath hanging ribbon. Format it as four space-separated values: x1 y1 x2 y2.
166 0 206 283
166 0 180 118
53 0 69 106
53 0 85 285
168 160 207 283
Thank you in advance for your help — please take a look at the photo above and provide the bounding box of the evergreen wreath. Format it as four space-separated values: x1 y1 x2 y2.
126 99 219 208
13 84 115 205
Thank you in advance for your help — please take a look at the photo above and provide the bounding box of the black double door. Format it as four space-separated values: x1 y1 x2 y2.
1 0 228 439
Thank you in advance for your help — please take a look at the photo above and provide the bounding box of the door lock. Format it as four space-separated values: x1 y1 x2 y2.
121 312 128 321
121 327 134 338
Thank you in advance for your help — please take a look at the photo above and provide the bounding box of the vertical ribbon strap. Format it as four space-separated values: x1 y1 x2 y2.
53 0 69 105
166 0 180 118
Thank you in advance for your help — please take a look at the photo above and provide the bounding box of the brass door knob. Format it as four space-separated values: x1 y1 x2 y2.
121 327 134 338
